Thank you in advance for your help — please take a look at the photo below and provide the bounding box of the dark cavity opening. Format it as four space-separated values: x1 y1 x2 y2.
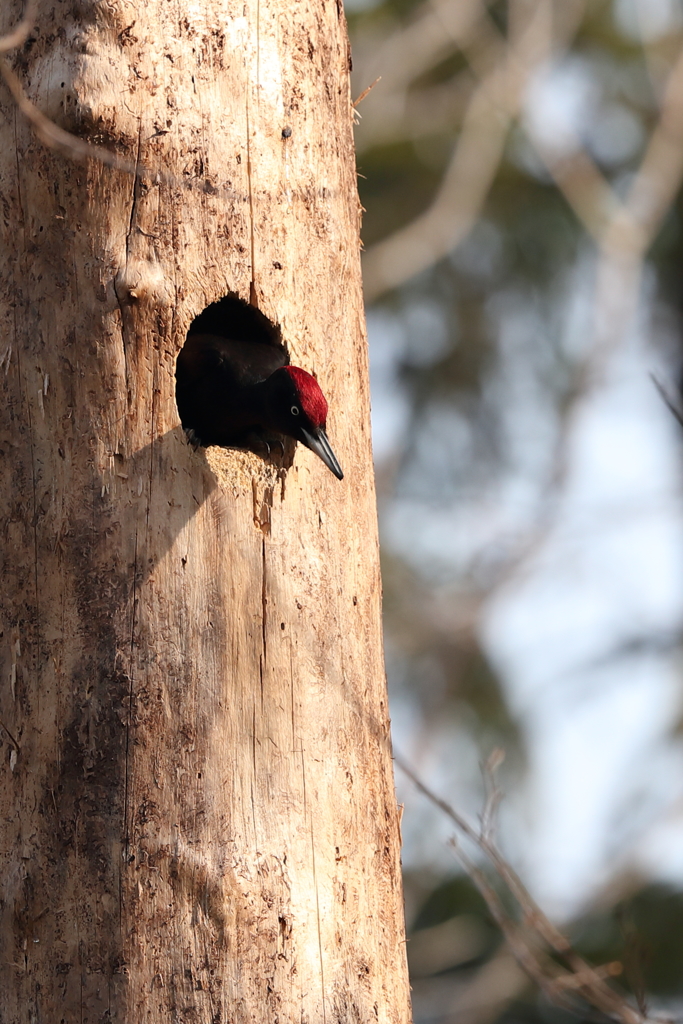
186 294 284 348
176 295 290 463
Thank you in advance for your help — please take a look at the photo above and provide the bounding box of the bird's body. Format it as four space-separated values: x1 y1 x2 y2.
177 335 288 446
176 333 343 479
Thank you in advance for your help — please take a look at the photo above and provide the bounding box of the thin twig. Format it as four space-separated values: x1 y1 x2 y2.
0 58 142 176
0 0 35 54
480 747 505 841
0 716 20 750
395 752 667 1024
0 57 236 198
353 76 382 108
449 836 567 1000
651 374 683 430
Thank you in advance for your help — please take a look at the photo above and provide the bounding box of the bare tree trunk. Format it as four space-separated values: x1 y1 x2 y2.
0 2 411 1021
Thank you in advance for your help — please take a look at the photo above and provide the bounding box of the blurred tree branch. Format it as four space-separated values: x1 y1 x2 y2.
362 0 683 623
0 0 35 53
358 0 683 307
530 26 683 260
359 0 586 300
0 2 217 192
396 751 673 1024
361 0 560 300
353 0 489 152
0 58 144 176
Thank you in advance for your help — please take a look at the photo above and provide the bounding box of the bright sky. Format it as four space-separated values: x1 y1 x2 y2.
369 269 683 919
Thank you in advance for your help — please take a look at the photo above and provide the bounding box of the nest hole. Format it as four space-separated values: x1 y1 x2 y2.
176 295 291 464
186 294 284 350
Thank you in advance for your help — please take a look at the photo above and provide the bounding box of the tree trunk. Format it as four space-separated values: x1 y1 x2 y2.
0 2 411 1021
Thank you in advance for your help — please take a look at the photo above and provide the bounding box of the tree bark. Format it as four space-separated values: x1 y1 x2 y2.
0 2 411 1021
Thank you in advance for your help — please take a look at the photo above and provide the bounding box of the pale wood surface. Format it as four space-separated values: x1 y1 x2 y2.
0 1 411 1019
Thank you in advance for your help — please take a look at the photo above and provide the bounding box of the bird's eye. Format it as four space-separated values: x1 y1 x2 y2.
291 405 300 416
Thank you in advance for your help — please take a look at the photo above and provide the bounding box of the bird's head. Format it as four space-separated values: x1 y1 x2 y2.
264 366 344 480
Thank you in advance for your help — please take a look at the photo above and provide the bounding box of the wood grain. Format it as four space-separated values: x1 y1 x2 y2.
0 0 411 1020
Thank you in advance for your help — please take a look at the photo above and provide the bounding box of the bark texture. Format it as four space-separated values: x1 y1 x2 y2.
0 1 411 1021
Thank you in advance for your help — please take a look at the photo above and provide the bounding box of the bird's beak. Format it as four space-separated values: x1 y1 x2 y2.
300 427 344 480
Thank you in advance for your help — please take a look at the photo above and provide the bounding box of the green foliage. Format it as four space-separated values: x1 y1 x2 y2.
412 874 493 931
577 884 683 996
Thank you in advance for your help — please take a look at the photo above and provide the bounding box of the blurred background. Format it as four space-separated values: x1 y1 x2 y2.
348 0 683 1020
